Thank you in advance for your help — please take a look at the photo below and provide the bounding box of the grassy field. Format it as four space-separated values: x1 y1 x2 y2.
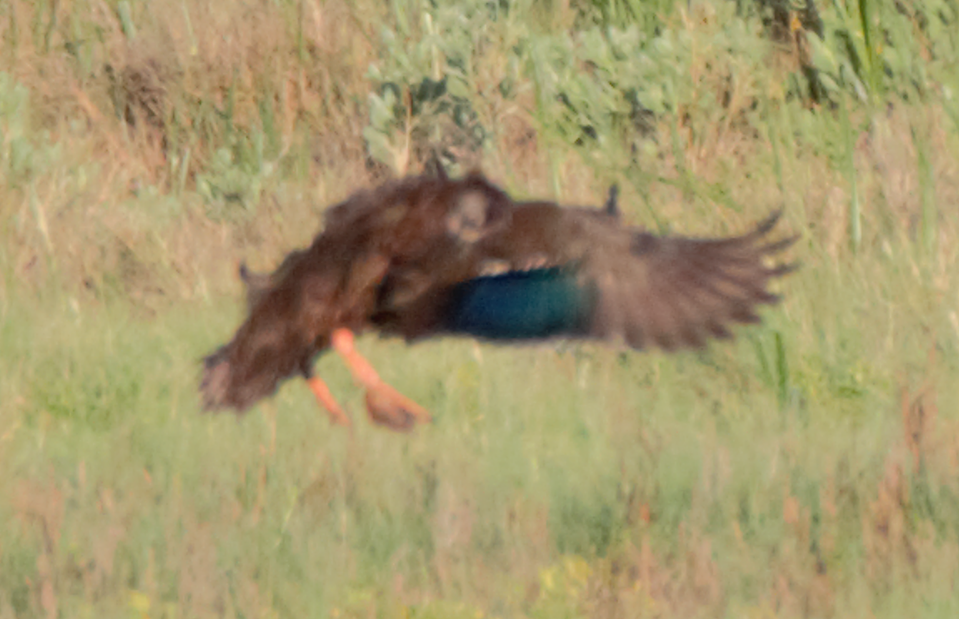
2 0 959 617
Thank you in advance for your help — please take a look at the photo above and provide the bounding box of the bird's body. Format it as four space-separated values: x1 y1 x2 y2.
201 172 796 428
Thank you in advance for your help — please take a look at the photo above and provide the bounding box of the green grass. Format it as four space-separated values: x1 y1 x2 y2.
2 0 959 616
3 251 958 617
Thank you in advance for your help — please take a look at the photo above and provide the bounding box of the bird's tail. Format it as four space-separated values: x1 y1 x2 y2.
200 335 301 413
197 264 276 412
199 344 238 411
200 306 312 412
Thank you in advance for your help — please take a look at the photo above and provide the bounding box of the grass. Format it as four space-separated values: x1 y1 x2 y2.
2 0 959 617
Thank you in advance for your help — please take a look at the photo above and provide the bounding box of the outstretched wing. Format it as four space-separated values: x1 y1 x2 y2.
580 210 797 350
431 205 796 350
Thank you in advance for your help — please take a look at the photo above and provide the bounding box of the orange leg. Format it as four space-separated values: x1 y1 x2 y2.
306 375 352 428
330 328 432 431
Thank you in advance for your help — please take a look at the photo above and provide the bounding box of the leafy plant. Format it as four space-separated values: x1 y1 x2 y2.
364 1 493 173
803 0 959 103
196 129 276 217
0 73 61 189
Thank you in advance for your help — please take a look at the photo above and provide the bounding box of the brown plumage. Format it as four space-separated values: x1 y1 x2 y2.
201 172 797 430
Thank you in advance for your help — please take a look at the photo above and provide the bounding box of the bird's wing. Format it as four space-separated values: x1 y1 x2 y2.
441 204 797 350
578 210 797 350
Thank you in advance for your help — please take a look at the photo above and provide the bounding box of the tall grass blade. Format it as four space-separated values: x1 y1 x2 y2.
177 147 191 197
28 184 54 272
180 0 198 57
117 1 137 40
839 94 861 251
914 122 938 260
774 330 789 410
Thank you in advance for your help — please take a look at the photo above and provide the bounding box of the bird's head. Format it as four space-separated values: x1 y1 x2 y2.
444 172 513 245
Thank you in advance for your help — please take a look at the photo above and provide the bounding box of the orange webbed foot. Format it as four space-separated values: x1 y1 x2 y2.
331 328 432 431
364 382 432 431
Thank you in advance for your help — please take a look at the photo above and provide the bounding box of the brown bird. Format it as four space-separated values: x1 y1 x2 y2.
201 172 797 430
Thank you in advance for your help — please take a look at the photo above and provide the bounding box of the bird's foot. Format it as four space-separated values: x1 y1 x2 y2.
306 376 352 428
331 328 432 431
364 382 432 432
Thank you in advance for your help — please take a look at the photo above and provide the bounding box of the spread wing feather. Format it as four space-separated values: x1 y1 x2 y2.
457 206 797 351
579 209 797 350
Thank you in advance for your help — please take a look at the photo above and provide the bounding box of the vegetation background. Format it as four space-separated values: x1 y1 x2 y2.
1 0 958 616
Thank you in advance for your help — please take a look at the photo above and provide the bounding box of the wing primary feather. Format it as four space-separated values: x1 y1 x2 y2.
652 277 709 349
742 209 784 240
704 319 733 340
728 306 762 324
767 262 801 277
613 210 796 352
637 279 683 351
687 245 787 301
680 259 777 306
675 271 761 324
757 234 800 255
686 210 788 251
